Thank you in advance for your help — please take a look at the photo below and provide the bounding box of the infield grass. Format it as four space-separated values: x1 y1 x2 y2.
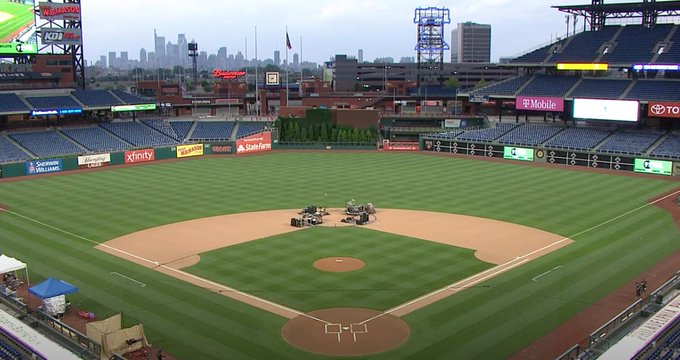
0 152 678 359
186 226 493 311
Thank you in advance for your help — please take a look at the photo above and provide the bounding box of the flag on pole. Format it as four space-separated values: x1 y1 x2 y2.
286 31 292 50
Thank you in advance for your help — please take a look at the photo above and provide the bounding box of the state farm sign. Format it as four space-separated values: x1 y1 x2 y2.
236 132 272 155
516 96 564 112
125 149 155 164
648 102 680 118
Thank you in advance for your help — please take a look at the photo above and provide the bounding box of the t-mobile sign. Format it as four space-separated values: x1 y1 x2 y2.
515 96 564 112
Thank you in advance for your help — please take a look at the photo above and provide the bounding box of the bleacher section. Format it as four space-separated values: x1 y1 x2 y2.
9 131 83 158
100 121 177 147
656 27 680 63
601 24 673 64
142 119 183 141
236 122 265 138
61 127 130 152
0 94 30 113
651 134 680 159
111 90 152 104
598 131 662 155
624 80 680 101
456 123 519 142
428 130 466 139
498 124 564 146
190 121 235 140
518 75 580 97
543 127 612 151
71 90 122 107
568 78 632 99
550 26 620 63
468 76 529 96
512 41 566 64
0 136 29 163
169 121 193 141
25 96 81 109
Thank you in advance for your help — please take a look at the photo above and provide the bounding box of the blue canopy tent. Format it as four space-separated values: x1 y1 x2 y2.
28 277 78 300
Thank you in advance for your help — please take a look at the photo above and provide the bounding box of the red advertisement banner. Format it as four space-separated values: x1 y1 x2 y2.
648 102 680 118
382 141 419 151
236 132 272 155
125 149 155 164
516 96 564 112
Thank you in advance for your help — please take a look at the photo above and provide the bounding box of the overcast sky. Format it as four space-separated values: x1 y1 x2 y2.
81 0 588 65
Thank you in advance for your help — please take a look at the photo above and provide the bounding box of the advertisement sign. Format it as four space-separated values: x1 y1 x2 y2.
124 149 155 164
177 144 204 158
41 28 82 45
469 94 489 103
634 159 672 176
648 102 680 118
0 0 38 55
503 146 534 162
557 63 608 71
78 153 111 168
26 159 62 175
210 145 233 154
212 70 246 80
38 2 81 20
236 132 272 155
111 104 157 112
444 119 462 128
382 140 419 151
266 72 280 86
160 84 180 96
573 98 639 122
31 108 82 116
516 96 564 112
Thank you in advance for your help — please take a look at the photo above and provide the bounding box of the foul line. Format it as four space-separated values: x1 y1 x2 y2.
5 186 680 328
532 266 564 282
110 272 146 287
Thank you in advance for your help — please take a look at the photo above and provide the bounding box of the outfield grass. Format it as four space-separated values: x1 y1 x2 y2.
0 152 678 359
186 226 493 311
0 2 34 42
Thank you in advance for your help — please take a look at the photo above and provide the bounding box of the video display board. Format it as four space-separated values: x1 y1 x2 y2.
503 146 534 161
634 159 673 176
573 98 639 122
111 104 157 112
0 0 38 55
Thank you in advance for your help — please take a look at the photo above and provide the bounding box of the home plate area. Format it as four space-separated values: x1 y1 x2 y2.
281 308 410 357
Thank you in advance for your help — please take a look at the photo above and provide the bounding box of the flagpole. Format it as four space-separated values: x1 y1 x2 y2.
285 26 289 106
255 25 259 117
300 35 303 82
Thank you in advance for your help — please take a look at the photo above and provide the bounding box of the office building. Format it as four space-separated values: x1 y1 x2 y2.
450 22 491 63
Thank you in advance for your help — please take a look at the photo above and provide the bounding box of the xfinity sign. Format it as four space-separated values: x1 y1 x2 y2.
648 102 680 118
516 96 564 112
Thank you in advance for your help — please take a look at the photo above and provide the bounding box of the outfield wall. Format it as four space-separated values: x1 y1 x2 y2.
420 137 679 177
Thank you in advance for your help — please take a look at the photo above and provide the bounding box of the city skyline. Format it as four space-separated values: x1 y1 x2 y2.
81 0 588 67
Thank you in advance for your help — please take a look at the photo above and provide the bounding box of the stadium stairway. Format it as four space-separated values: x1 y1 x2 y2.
652 25 679 64
620 80 638 99
110 90 126 104
545 36 576 63
1 133 35 160
593 26 626 63
98 124 135 148
57 129 89 153
564 78 584 99
645 133 672 156
513 76 534 96
230 122 239 140
185 121 198 140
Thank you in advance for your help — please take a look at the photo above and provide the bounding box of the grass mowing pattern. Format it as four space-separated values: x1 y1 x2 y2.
186 226 492 312
0 2 34 42
0 152 678 359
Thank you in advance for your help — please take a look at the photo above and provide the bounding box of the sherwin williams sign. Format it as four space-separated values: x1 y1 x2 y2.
236 132 272 154
26 159 62 175
516 96 564 112
177 144 204 158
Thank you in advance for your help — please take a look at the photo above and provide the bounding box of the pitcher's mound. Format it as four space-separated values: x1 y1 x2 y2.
313 257 365 272
281 308 409 356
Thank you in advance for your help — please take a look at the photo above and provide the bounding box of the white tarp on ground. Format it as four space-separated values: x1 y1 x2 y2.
0 308 81 360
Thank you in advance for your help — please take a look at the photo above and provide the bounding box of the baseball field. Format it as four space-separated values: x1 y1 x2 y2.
0 1 35 43
0 151 679 359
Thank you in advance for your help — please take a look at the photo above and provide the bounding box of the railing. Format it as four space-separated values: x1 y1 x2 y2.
34 309 100 359
275 142 376 150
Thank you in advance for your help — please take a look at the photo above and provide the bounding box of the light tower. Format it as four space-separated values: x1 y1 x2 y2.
414 7 450 89
188 41 198 87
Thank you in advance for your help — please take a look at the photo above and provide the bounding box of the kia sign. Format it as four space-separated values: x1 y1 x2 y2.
38 2 81 20
26 159 62 175
125 149 155 164
42 28 82 45
236 132 272 155
516 96 564 112
648 102 680 118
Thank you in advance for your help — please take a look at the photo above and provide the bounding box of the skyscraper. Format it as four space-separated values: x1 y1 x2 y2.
154 29 166 67
140 48 147 67
358 49 363 63
177 34 188 66
274 50 280 66
450 22 491 63
217 47 227 69
108 51 116 68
